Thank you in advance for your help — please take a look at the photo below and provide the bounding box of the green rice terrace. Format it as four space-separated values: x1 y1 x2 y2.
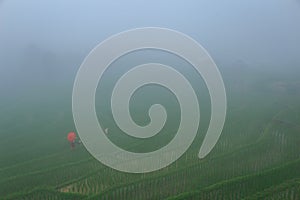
1 67 300 200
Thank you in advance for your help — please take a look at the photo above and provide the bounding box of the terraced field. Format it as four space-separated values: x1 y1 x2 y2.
1 68 300 199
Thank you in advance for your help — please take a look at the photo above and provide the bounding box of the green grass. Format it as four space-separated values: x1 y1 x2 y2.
1 66 300 199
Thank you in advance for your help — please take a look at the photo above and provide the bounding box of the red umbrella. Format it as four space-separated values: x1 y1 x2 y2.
67 132 76 142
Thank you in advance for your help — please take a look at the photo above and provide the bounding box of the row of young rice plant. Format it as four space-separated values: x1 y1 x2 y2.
68 109 300 199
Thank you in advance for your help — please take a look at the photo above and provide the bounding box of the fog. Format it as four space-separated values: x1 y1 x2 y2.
0 0 299 97
2 1 300 198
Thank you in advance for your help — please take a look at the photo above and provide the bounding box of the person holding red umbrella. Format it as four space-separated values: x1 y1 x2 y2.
67 132 76 149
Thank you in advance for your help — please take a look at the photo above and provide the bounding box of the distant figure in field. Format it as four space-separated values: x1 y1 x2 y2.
67 132 76 149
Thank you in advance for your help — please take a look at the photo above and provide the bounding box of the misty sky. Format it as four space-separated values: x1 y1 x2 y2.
0 0 300 86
